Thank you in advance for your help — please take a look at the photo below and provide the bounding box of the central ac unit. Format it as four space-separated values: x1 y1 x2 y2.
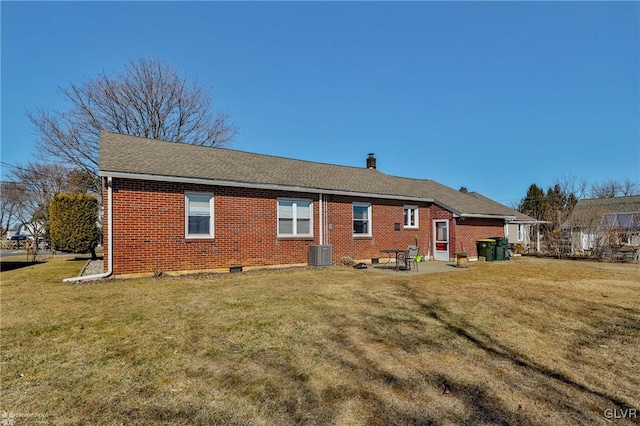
308 245 333 267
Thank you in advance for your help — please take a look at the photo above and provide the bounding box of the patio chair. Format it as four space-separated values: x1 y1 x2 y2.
399 245 419 272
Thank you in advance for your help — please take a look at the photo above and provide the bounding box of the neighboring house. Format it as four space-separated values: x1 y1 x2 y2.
98 132 536 277
565 195 640 254
505 212 540 253
6 224 35 240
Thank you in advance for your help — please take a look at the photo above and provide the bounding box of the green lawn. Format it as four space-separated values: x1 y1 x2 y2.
1 255 638 425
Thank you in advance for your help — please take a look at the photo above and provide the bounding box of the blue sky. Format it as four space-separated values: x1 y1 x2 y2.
2 1 638 206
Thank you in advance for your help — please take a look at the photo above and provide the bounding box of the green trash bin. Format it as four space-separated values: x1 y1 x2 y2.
491 237 508 261
491 237 509 246
476 239 496 261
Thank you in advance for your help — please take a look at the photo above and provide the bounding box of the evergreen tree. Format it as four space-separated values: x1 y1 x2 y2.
518 184 546 220
49 193 99 259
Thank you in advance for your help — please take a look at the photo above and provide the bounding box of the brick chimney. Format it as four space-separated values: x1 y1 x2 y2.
366 153 377 169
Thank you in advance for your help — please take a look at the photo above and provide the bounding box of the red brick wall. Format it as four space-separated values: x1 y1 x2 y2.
454 217 505 257
324 195 433 262
106 179 326 275
103 178 506 275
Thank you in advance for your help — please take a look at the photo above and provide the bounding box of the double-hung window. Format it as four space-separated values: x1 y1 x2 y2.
278 199 312 237
404 206 419 228
185 192 214 238
353 203 372 236
517 224 525 242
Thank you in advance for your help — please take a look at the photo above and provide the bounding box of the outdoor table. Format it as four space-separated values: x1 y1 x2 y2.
380 249 408 271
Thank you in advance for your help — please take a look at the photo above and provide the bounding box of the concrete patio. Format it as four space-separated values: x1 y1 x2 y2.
364 259 473 275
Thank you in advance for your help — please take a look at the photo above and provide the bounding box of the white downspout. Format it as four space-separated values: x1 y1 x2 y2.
63 177 113 282
319 193 323 245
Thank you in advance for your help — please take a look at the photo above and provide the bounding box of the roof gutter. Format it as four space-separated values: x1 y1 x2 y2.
98 171 436 203
511 219 548 224
460 213 517 221
63 177 113 282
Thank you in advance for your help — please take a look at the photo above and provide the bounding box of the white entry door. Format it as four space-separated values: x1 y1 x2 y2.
433 220 449 261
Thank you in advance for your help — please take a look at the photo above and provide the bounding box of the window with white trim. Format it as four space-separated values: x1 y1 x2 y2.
353 203 372 236
404 205 419 228
517 224 525 242
185 192 214 238
278 199 312 237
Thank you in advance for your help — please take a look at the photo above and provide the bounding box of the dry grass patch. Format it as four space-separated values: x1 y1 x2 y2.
1 256 638 425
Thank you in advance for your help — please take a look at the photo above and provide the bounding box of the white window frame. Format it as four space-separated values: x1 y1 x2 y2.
517 224 525 242
277 198 313 238
185 192 214 239
403 205 419 229
353 202 372 237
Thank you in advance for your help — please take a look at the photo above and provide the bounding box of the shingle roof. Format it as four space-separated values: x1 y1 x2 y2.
573 196 640 213
567 196 640 227
417 180 523 219
98 131 532 220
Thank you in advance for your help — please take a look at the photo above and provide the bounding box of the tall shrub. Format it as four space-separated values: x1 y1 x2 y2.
49 193 99 259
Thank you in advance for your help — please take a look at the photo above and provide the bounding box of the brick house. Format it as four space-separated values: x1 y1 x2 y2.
98 132 531 278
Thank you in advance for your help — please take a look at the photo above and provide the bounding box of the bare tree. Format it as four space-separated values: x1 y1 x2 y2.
554 175 589 203
29 57 238 192
619 179 639 196
590 180 620 198
9 163 76 246
565 202 608 256
0 181 21 238
590 179 640 198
